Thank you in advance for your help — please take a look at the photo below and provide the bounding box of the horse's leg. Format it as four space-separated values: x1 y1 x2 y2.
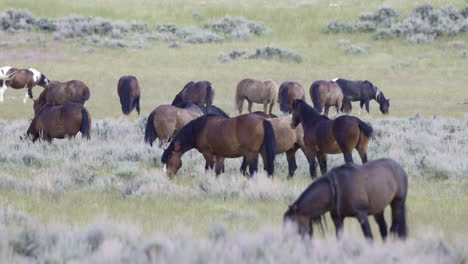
357 143 369 164
324 106 330 116
389 198 407 239
0 82 7 103
331 214 344 238
240 157 248 175
214 156 225 176
237 97 244 114
374 212 388 241
263 103 268 113
202 152 215 172
304 148 317 179
249 156 259 176
316 151 327 176
356 212 373 240
365 99 370 113
247 99 253 113
135 97 141 115
268 101 274 114
286 148 298 179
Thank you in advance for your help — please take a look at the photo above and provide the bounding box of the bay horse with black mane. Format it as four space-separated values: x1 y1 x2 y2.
161 113 276 177
278 82 305 114
291 99 373 179
33 80 90 114
0 66 50 103
117 75 141 115
26 103 91 142
310 80 351 116
284 158 408 240
171 81 214 107
333 78 390 114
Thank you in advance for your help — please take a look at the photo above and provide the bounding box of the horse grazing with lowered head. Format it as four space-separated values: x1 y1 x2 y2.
284 158 408 240
33 80 90 114
278 82 305 114
117 75 141 115
0 66 50 103
26 103 91 142
235 78 278 114
310 80 351 116
242 115 308 178
161 113 277 177
291 99 373 179
333 78 390 114
144 102 229 147
171 81 214 107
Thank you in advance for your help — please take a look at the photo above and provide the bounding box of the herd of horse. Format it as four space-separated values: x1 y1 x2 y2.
0 66 407 240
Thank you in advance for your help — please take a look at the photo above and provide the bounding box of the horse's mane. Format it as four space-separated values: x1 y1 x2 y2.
35 103 53 117
161 114 212 164
296 99 329 123
206 105 229 118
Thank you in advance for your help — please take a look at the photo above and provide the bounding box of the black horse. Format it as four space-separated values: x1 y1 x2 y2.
333 78 390 114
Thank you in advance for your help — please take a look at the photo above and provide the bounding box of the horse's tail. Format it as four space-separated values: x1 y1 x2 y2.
235 86 244 113
82 86 90 102
340 96 352 113
279 85 290 114
262 120 277 176
120 78 134 115
397 201 408 239
205 83 213 106
358 120 373 138
144 111 157 146
80 107 91 140
311 82 323 113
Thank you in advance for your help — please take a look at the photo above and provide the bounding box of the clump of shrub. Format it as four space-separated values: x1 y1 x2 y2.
155 23 223 43
325 4 468 44
205 16 268 39
219 46 303 63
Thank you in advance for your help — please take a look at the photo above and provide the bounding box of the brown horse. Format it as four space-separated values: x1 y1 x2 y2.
291 99 373 179
117 75 141 115
0 66 50 103
26 103 91 142
310 80 351 116
235 78 278 114
242 116 308 178
284 158 408 240
278 82 305 114
251 111 278 118
171 81 214 107
33 80 90 114
161 113 277 177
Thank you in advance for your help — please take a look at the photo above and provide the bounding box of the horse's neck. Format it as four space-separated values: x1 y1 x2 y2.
375 89 381 100
297 181 332 217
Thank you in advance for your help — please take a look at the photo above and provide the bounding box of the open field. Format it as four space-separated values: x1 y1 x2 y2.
1 0 468 263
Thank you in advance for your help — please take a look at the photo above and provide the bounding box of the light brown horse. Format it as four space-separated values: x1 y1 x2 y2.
26 103 91 142
33 80 90 114
278 82 305 114
171 81 214 107
161 113 277 177
291 99 373 179
284 158 408 240
235 78 278 114
144 103 205 147
242 116 308 178
0 66 50 103
310 80 351 116
117 75 141 115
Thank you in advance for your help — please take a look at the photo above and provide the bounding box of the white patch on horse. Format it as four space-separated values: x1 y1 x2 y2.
0 66 12 77
0 85 6 103
28 68 41 82
331 78 339 82
375 89 381 100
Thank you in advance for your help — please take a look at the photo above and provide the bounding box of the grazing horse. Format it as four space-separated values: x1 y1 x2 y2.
26 103 91 142
291 99 373 179
235 78 278 114
117 75 141 115
310 80 351 116
0 66 50 103
161 113 277 177
284 158 408 240
333 78 390 114
33 80 90 114
171 81 214 107
278 82 305 114
241 116 307 178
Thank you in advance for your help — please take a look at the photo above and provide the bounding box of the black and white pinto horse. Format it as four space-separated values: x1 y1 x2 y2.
0 66 50 103
333 78 390 114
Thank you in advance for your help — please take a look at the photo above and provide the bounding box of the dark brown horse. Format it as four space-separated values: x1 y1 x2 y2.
171 81 214 107
117 75 141 115
278 82 305 114
0 66 50 103
291 99 373 178
26 103 91 142
33 80 90 114
284 158 408 240
161 113 276 177
310 80 351 116
334 78 390 114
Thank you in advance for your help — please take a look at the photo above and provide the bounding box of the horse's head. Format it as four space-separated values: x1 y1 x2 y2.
376 89 390 114
161 142 183 177
33 98 44 114
290 99 304 128
283 204 312 237
37 73 50 87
